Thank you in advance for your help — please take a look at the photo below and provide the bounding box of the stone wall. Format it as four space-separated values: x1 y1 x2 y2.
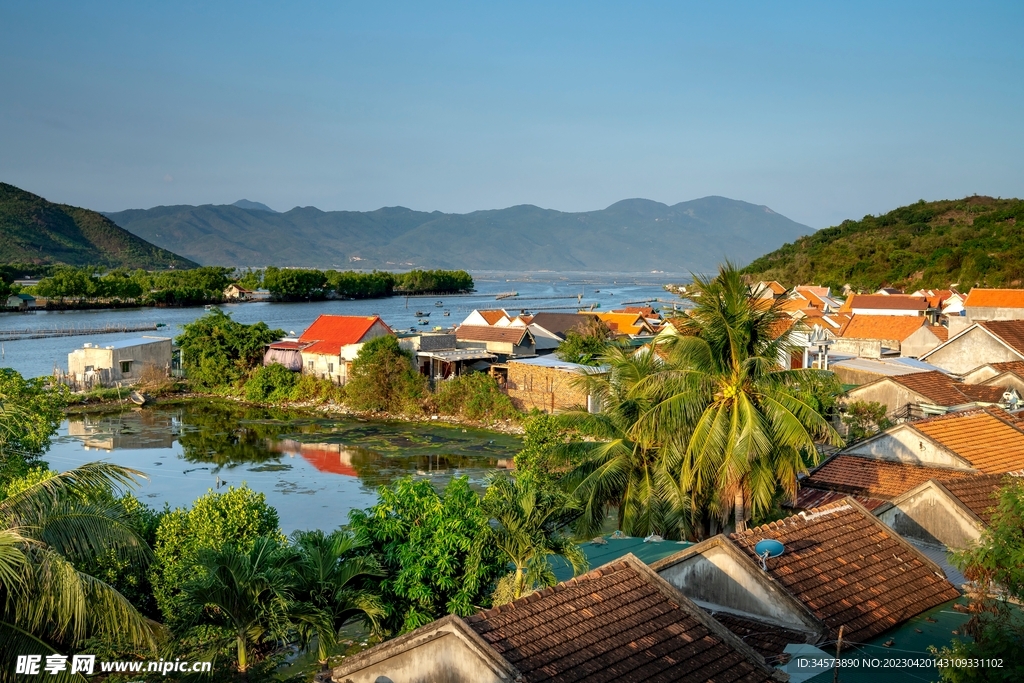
505 363 590 413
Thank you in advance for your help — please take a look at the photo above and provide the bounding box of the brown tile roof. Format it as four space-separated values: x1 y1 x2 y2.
840 294 930 313
801 455 972 499
456 325 532 345
990 360 1024 375
978 320 1024 355
931 325 949 343
708 611 809 660
465 558 779 683
839 315 926 342
890 371 1003 406
963 288 1024 309
792 488 887 511
730 501 960 643
529 312 603 339
911 408 1024 473
938 474 1013 526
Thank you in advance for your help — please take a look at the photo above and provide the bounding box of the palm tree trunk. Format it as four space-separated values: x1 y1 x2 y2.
237 634 249 678
734 492 746 533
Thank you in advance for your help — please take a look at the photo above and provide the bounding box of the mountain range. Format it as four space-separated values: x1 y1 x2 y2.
0 183 197 270
105 197 813 272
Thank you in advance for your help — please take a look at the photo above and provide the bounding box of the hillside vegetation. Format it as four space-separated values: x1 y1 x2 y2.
0 182 197 269
742 196 1024 291
106 196 812 271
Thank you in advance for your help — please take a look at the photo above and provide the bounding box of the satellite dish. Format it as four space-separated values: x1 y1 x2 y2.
754 539 785 570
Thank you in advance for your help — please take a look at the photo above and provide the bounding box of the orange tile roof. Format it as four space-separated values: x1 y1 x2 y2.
991 360 1024 375
802 454 972 499
593 312 652 335
730 501 960 642
612 306 659 318
298 315 391 355
931 325 949 343
839 314 926 342
475 309 511 325
890 371 1004 406
755 280 787 295
963 288 1024 309
912 408 1024 473
938 474 1015 526
978 320 1024 355
796 285 830 297
767 317 795 339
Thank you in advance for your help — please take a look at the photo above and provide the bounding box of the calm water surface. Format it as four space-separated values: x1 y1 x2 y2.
0 271 684 378
46 400 522 532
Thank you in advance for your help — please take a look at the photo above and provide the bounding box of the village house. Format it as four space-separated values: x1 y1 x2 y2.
838 293 931 317
525 312 604 351
843 369 1007 419
455 325 535 361
961 287 1024 323
5 292 37 310
503 355 606 413
591 311 656 336
400 331 496 381
841 407 1024 473
459 309 512 327
828 356 942 386
652 500 960 653
267 314 393 384
960 360 1024 395
328 554 785 683
833 314 947 358
920 319 1024 375
752 280 788 300
67 336 174 387
223 284 271 301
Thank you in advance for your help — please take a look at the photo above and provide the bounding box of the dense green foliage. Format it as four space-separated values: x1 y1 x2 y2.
106 196 811 271
150 485 282 630
393 269 473 293
556 327 610 366
344 335 426 413
841 401 892 441
0 369 69 487
245 363 299 402
176 310 285 389
28 265 233 305
743 196 1024 290
262 267 471 300
432 373 520 423
0 182 197 269
933 479 1024 682
347 477 505 635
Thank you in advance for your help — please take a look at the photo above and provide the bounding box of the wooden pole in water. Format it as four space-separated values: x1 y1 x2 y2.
832 625 844 683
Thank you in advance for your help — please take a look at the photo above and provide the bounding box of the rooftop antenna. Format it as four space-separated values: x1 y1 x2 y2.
753 539 785 570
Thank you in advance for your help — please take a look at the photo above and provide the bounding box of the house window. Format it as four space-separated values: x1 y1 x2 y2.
120 361 132 374
307 360 314 370
328 362 334 373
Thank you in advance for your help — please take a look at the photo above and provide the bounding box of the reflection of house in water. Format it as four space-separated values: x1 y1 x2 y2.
67 411 179 451
274 440 359 476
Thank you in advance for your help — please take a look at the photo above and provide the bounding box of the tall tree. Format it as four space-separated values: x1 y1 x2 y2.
649 264 842 531
484 474 587 605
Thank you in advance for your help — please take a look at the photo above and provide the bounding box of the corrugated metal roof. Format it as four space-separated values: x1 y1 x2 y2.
508 354 608 374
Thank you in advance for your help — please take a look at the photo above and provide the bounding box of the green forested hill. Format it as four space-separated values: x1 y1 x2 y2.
0 183 197 269
742 196 1024 290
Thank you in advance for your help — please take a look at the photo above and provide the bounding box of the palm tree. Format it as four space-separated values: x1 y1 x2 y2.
484 474 588 606
290 529 383 670
0 462 161 679
554 345 690 539
182 536 314 679
648 264 843 532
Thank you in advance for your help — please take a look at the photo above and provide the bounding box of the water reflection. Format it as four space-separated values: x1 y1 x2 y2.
53 400 521 531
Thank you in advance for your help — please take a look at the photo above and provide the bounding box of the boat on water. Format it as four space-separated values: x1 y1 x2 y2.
443 311 450 316
129 390 148 406
435 301 444 307
415 311 430 317
418 319 430 326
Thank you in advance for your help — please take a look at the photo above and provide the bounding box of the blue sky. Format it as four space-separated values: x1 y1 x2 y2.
1 1 1021 227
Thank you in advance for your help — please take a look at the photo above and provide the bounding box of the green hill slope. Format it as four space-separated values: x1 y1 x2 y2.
742 196 1024 291
0 183 197 269
105 196 813 272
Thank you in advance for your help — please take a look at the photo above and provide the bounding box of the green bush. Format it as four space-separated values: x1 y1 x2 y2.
150 485 282 630
175 310 284 390
290 374 346 404
244 363 298 402
433 373 520 423
345 335 426 413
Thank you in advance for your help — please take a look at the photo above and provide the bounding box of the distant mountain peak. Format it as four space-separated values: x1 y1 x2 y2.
232 199 277 213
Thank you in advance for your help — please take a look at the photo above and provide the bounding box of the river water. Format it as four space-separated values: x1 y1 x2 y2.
46 401 523 532
0 271 684 378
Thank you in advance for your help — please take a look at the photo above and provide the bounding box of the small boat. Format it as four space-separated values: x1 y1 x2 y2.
443 311 450 316
435 301 444 307
204 304 213 310
415 311 430 317
418 319 430 326
129 390 148 406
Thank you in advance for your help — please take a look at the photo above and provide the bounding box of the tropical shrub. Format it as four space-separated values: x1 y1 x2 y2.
175 310 284 390
344 335 426 413
0 369 68 487
432 372 520 423
245 363 298 403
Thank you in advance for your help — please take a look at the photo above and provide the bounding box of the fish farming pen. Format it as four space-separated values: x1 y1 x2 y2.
0 322 162 341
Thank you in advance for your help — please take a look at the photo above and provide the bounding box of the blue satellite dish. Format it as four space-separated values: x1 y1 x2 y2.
754 539 785 559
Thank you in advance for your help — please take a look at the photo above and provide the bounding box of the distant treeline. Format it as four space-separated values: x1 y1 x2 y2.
2 264 473 307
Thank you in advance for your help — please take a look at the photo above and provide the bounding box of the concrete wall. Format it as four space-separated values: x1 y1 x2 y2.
845 379 926 415
843 427 973 469
333 631 509 683
832 339 884 359
924 327 1022 374
655 545 821 633
340 321 393 361
877 487 982 550
965 306 1024 321
301 351 349 384
68 338 173 384
901 327 943 358
505 363 594 413
961 365 1001 384
981 372 1024 394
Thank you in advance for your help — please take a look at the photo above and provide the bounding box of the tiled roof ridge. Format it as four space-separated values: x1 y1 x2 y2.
909 405 1017 429
731 499 854 538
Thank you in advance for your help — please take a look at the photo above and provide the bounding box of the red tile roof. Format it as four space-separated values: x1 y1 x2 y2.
978 320 1024 355
911 408 1024 473
730 501 960 643
475 309 512 325
298 315 391 355
465 557 779 683
456 325 532 345
801 454 972 499
840 294 930 312
963 288 1024 309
